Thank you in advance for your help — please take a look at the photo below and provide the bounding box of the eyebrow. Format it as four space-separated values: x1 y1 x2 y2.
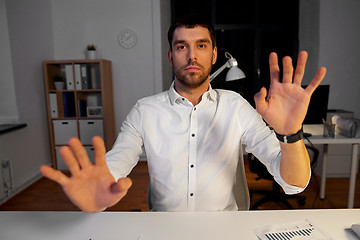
173 38 211 45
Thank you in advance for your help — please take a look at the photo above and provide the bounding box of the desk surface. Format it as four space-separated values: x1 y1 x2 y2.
0 209 359 239
304 124 360 144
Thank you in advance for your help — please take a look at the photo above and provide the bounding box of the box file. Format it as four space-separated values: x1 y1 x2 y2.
49 93 58 118
79 120 104 145
53 120 77 145
65 64 74 90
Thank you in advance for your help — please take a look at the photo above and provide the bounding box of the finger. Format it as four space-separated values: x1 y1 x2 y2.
293 51 308 85
254 87 268 113
40 165 69 186
254 87 267 104
111 177 133 194
92 136 107 166
305 67 327 95
282 56 294 83
59 146 80 174
68 137 92 169
269 52 280 84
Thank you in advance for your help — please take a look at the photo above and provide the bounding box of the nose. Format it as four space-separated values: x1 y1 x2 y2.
187 47 197 62
188 56 197 62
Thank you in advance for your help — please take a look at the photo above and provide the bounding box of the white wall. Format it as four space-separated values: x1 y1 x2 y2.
159 0 173 90
51 0 171 130
300 0 360 118
299 0 320 85
319 0 360 118
0 0 18 123
0 0 54 201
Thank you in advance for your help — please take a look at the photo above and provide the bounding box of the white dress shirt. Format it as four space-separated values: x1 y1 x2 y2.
106 82 307 211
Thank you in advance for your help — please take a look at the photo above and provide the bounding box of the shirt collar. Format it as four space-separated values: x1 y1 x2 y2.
168 81 217 105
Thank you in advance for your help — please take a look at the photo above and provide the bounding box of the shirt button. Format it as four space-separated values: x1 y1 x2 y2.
190 193 194 196
182 98 185 101
191 133 195 137
190 164 194 168
194 107 196 111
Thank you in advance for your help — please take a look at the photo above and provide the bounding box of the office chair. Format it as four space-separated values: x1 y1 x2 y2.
249 145 318 210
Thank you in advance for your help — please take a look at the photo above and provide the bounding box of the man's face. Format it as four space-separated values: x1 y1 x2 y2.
168 26 217 89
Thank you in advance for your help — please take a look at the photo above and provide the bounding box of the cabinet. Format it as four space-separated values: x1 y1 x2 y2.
43 59 116 169
325 110 355 177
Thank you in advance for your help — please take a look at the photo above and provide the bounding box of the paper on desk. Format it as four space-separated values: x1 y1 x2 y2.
254 219 334 240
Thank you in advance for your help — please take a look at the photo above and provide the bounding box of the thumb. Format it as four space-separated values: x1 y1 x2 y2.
254 87 267 108
111 177 132 194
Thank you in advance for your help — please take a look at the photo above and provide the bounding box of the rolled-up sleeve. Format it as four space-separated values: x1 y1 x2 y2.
240 106 309 195
105 102 144 180
270 151 310 194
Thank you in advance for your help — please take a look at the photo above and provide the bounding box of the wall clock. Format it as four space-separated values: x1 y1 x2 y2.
118 29 137 49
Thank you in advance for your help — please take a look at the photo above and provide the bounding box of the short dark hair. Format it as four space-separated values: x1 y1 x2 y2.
167 14 216 51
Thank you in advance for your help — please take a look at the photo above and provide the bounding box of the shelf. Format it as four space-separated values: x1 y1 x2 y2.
0 123 27 135
43 59 115 169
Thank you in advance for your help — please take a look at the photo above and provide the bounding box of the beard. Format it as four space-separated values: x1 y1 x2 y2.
173 60 213 89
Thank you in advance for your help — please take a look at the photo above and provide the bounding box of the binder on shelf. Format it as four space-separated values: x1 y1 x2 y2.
65 64 74 90
80 64 89 89
87 64 101 89
74 64 82 90
60 65 66 83
91 66 97 89
49 93 58 118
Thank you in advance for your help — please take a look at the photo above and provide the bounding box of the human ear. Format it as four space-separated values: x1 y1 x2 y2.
212 46 217 65
168 49 173 64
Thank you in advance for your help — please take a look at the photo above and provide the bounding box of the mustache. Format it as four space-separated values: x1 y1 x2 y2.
183 61 203 69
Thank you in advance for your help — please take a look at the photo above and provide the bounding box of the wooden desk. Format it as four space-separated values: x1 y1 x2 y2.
0 209 359 239
304 124 360 208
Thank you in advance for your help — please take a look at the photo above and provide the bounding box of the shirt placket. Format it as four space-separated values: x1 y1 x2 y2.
188 106 198 211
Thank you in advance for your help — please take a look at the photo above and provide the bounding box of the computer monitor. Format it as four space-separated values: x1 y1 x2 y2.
303 84 330 124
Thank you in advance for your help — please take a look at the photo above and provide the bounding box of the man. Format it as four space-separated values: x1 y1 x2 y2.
40 15 326 212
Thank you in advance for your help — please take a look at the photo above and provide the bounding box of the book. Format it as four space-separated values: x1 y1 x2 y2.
77 99 87 117
62 92 75 117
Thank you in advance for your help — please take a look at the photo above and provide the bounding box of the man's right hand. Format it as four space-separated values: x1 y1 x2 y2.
40 136 132 212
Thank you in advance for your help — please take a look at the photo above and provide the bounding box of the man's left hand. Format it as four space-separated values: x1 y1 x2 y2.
254 51 327 135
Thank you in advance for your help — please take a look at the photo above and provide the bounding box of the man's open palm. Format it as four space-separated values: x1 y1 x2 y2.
254 51 327 135
40 136 132 212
